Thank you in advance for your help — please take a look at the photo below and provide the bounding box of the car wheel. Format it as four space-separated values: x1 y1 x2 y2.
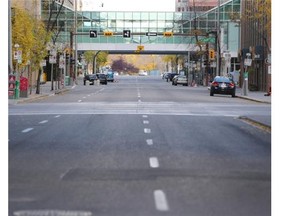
210 91 214 96
231 92 236 97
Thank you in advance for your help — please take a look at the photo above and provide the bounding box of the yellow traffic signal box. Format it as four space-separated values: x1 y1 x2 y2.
209 49 215 60
163 32 173 37
137 45 144 51
104 32 113 36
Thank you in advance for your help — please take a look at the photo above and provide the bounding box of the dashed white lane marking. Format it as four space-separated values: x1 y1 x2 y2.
39 120 48 124
146 139 153 145
22 128 34 133
143 120 149 124
54 115 61 118
142 115 148 118
78 100 82 103
154 190 170 211
149 157 159 168
144 128 151 133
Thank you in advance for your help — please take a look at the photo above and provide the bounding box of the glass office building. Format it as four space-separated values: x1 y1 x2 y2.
40 0 241 49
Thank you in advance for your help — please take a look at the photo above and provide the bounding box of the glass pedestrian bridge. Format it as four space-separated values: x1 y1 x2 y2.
42 0 240 54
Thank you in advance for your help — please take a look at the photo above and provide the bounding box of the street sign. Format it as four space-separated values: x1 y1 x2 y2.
9 83 15 89
104 31 113 36
123 30 131 38
9 74 16 82
146 32 157 36
244 58 252 66
89 30 97 38
49 55 57 64
163 32 173 37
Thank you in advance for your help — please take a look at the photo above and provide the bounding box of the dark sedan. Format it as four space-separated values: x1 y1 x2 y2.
83 74 97 85
97 73 108 85
210 76 236 97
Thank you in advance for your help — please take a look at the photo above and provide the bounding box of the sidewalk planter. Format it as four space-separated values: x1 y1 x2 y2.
20 77 29 98
65 76 70 86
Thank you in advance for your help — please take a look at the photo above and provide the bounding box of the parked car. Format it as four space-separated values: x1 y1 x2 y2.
83 74 97 85
169 72 178 81
172 75 188 86
97 73 108 85
210 76 236 97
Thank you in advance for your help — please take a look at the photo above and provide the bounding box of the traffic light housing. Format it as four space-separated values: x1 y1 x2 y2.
209 49 215 60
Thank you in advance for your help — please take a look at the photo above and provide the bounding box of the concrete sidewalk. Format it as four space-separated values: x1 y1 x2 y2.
8 81 75 105
236 88 271 104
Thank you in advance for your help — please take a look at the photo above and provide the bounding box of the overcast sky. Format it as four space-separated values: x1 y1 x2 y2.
80 0 175 11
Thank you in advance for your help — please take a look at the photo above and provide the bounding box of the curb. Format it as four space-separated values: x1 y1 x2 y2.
236 95 271 104
9 88 71 104
238 116 271 133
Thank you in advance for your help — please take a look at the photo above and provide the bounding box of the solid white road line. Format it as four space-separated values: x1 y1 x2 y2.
149 157 159 168
22 128 34 133
154 190 170 211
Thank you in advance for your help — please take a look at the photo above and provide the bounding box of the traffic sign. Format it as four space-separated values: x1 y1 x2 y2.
146 32 157 36
123 30 131 38
9 83 15 89
9 75 16 82
104 31 113 36
89 30 97 38
163 32 173 37
49 55 57 64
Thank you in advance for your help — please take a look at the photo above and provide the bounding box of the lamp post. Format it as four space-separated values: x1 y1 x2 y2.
14 44 20 78
243 52 252 96
14 44 20 99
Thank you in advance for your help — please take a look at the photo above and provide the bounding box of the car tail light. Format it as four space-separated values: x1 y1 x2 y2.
212 81 219 87
229 82 235 88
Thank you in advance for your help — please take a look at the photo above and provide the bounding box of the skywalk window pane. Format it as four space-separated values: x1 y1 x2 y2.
149 12 157 20
116 12 124 19
166 13 174 21
158 12 165 20
107 12 116 19
133 12 141 20
141 13 149 20
125 12 133 20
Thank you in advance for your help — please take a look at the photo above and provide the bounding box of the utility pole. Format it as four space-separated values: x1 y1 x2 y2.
74 0 78 85
216 0 221 76
8 0 13 74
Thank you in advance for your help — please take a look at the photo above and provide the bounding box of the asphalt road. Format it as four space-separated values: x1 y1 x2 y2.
9 76 271 216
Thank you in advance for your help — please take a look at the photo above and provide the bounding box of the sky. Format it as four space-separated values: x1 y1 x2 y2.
80 0 175 12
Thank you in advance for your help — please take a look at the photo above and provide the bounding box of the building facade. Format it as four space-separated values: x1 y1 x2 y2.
240 0 271 92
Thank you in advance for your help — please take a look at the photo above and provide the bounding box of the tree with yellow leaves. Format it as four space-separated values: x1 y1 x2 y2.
12 6 51 94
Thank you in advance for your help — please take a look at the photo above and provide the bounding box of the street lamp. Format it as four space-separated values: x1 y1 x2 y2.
243 52 252 96
14 44 20 75
14 43 20 99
